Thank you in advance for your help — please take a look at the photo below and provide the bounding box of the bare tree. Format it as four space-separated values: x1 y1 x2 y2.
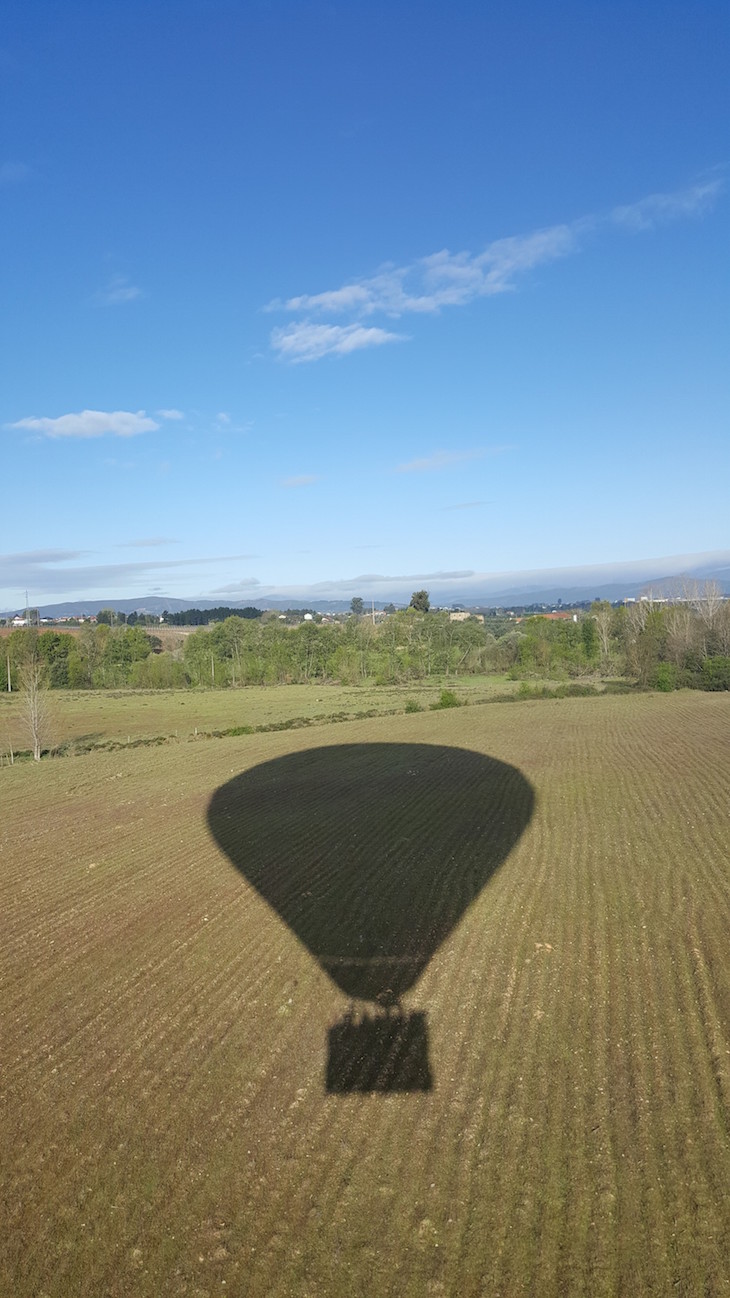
716 599 730 656
683 578 722 626
682 579 723 653
19 657 51 761
591 602 613 667
625 599 649 639
665 602 696 666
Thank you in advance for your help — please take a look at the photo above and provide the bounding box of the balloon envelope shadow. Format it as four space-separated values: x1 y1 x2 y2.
207 743 534 1092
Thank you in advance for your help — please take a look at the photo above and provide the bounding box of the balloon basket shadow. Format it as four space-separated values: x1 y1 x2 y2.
326 1007 433 1093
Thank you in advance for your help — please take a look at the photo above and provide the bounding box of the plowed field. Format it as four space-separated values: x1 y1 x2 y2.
2 692 729 1296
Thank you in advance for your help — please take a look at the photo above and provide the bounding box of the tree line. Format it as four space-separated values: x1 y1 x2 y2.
3 596 729 693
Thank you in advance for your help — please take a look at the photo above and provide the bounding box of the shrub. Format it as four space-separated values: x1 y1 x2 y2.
652 662 677 692
430 689 461 710
700 657 730 691
404 698 422 714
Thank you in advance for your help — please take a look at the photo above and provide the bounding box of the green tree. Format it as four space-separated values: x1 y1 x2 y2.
350 597 365 616
409 590 430 613
581 617 599 662
634 609 667 686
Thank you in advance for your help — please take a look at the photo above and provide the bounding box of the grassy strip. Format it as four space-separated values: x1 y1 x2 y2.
2 680 639 766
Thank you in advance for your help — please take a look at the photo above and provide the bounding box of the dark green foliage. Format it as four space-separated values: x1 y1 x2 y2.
404 698 422 713
652 662 677 692
164 605 263 625
430 689 461 710
581 617 599 660
409 590 430 613
700 656 730 691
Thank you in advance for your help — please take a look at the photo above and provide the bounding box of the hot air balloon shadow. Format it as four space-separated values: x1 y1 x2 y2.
207 743 534 1092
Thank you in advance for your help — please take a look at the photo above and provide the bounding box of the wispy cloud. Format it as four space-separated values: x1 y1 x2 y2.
267 178 723 361
96 274 144 305
395 447 511 473
0 161 32 185
212 577 263 594
280 473 321 488
272 225 579 324
270 321 407 362
610 179 722 231
9 409 160 439
0 549 257 598
211 410 252 434
2 548 86 566
156 408 184 421
205 549 730 605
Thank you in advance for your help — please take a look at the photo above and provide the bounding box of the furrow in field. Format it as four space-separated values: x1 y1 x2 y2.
3 694 730 1298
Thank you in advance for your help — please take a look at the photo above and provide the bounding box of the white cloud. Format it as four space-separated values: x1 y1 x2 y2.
156 408 184 420
96 275 143 305
266 177 723 360
280 473 320 488
610 179 723 231
271 225 581 325
273 283 375 315
270 321 407 363
9 409 160 439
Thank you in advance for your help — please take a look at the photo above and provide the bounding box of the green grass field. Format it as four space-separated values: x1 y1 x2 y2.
0 675 528 755
2 691 729 1296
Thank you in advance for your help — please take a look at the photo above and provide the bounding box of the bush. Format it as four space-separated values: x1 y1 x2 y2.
652 662 677 692
404 698 422 713
700 657 730 691
430 689 461 710
129 653 188 689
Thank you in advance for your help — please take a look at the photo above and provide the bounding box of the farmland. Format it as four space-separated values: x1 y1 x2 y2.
0 674 535 755
2 691 729 1296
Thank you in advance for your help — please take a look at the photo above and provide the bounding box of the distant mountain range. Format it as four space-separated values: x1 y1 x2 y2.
4 552 728 619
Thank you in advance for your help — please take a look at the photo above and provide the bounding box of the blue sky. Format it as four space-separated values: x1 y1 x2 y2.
2 1 728 608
